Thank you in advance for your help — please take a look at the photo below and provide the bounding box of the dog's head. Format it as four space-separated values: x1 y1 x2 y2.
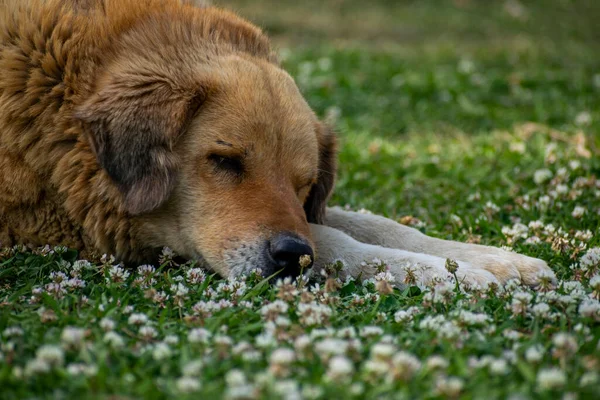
75 8 336 278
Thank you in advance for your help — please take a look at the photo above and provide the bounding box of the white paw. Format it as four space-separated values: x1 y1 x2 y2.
385 254 499 288
454 262 501 287
451 248 556 287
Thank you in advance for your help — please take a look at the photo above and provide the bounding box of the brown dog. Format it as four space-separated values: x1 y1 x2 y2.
0 0 554 286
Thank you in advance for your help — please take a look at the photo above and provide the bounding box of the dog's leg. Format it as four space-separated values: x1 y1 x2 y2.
310 224 499 287
322 207 555 286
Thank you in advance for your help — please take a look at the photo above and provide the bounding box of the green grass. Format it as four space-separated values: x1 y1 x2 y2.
1 0 600 399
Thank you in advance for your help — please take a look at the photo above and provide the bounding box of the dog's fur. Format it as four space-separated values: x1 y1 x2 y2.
0 0 554 286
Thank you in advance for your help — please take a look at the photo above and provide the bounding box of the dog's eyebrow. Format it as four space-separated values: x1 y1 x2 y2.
215 140 234 147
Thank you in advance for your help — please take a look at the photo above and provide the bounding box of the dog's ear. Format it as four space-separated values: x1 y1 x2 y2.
304 123 338 224
76 71 205 215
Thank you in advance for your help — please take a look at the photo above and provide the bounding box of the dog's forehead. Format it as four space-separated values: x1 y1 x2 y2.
197 56 319 146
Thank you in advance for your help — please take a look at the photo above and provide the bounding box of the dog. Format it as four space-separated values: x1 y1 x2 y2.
0 0 555 287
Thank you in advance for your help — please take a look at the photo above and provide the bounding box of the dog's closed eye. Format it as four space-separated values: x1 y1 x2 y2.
208 154 244 176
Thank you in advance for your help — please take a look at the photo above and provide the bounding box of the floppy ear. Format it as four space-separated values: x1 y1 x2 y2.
304 123 338 224
76 72 204 215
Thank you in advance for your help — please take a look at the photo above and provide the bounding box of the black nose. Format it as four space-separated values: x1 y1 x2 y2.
267 233 314 277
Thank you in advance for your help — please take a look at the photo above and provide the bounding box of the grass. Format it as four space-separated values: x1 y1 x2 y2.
1 0 600 398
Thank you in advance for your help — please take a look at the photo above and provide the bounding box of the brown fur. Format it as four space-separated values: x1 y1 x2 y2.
0 0 336 274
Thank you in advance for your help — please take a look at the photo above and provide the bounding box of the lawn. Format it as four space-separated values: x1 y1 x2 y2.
1 0 599 398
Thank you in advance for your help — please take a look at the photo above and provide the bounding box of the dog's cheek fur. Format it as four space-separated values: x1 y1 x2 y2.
304 123 337 224
75 73 204 215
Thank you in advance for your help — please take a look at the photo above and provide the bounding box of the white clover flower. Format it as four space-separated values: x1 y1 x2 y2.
537 367 566 390
394 310 413 323
260 300 289 320
571 206 586 218
556 184 568 195
44 282 66 298
214 335 233 348
176 376 201 393
525 236 542 245
580 371 598 386
391 351 422 381
186 268 206 285
63 278 86 289
137 264 155 276
336 327 357 338
301 385 324 400
139 325 158 340
528 220 544 230
425 355 449 371
225 369 247 387
269 348 296 377
296 302 332 326
531 302 551 318
188 328 211 344
575 230 593 242
3 326 24 338
226 384 257 400
164 335 179 345
326 355 354 382
61 327 86 348
360 326 384 338
502 223 529 242
128 313 149 326
255 332 276 349
272 379 301 399
552 333 578 356
373 271 395 283
489 359 509 375
50 271 68 283
450 214 463 226
182 360 203 377
107 265 130 283
484 201 500 214
315 338 348 358
293 335 311 357
435 376 464 397
24 359 51 376
370 343 396 361
533 169 553 184
270 348 295 365
456 310 490 326
232 341 252 356
580 248 600 271
104 332 125 349
99 318 116 332
363 359 389 377
579 299 600 320
241 350 262 363
170 282 189 297
66 363 98 377
575 111 592 126
152 342 172 361
562 280 584 293
36 345 64 367
503 330 523 341
72 260 92 273
589 274 600 291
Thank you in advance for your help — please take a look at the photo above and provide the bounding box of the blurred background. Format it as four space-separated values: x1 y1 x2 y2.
212 0 599 220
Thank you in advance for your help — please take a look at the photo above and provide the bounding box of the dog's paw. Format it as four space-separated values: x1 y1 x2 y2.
506 252 556 287
454 263 501 287
461 250 556 287
385 254 499 288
